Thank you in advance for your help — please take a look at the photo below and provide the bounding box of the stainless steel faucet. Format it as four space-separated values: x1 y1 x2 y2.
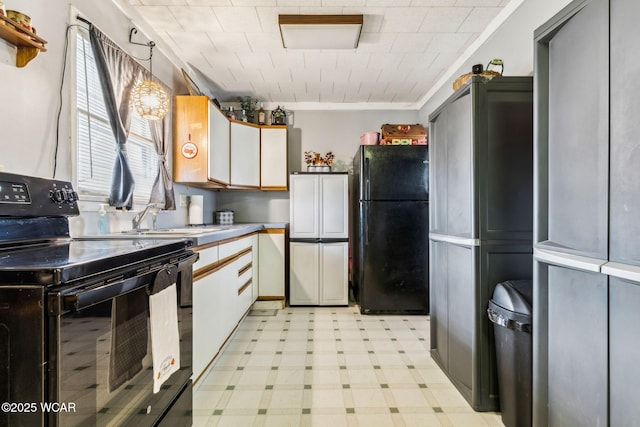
132 203 155 231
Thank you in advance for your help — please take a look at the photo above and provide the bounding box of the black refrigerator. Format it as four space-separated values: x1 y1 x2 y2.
351 145 429 314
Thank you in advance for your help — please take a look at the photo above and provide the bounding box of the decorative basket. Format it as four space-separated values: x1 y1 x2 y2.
452 70 502 91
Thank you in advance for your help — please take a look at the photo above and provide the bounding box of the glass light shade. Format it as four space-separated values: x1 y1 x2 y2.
131 80 169 121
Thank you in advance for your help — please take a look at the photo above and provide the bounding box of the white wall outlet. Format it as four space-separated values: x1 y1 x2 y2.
179 194 188 207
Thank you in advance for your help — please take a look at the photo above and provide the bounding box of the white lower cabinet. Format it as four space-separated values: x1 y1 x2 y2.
319 243 349 305
290 241 348 306
236 252 254 319
192 234 258 383
251 234 259 302
290 242 319 305
258 230 286 299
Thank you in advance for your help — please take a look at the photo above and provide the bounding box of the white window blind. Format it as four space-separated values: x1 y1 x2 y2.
75 29 158 201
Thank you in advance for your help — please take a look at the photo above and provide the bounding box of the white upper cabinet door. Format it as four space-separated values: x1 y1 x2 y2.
208 104 230 185
320 174 349 239
230 122 260 187
290 174 320 238
260 127 288 190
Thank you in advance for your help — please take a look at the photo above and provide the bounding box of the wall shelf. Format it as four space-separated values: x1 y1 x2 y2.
0 15 47 67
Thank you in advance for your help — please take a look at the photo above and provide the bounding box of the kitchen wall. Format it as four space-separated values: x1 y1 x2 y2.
418 0 573 121
1 0 576 229
0 0 217 234
216 109 419 223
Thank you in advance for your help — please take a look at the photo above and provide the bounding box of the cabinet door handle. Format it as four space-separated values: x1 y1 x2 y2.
602 262 640 282
238 262 252 276
533 247 605 273
238 278 252 295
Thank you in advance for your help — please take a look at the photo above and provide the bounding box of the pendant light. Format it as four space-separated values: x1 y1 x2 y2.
129 28 169 121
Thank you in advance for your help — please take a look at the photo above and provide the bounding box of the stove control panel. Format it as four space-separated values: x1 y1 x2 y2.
0 172 79 217
0 181 31 204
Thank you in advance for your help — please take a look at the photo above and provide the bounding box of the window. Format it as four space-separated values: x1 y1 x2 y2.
75 28 158 201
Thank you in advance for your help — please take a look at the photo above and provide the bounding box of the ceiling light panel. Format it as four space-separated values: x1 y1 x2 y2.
279 15 363 49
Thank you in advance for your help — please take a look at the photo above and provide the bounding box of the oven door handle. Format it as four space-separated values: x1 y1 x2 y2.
61 253 198 313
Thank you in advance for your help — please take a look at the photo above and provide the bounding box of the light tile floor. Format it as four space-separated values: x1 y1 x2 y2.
193 306 504 427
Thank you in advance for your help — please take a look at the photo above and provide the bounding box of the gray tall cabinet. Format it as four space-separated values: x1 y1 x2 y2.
428 76 533 411
534 0 640 425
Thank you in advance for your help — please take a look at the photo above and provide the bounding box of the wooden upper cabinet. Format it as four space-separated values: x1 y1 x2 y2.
173 96 230 187
260 126 288 190
173 96 288 190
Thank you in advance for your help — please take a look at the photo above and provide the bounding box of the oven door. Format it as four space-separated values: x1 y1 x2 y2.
50 253 196 427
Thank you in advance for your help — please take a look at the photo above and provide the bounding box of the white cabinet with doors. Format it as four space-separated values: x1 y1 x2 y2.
290 173 348 239
289 173 349 306
290 241 348 306
230 121 260 188
192 234 257 383
174 98 287 191
258 229 286 305
260 126 288 190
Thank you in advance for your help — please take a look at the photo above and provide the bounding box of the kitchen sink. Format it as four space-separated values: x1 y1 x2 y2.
123 227 222 235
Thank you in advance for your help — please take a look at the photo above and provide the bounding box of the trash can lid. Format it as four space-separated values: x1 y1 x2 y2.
491 280 532 316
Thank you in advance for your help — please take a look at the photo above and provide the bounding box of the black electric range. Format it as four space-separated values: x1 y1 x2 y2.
0 172 196 427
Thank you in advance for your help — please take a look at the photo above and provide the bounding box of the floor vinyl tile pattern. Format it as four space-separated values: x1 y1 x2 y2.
193 306 504 427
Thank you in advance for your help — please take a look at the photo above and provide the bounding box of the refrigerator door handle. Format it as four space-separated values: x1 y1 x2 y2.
364 206 369 244
364 157 370 201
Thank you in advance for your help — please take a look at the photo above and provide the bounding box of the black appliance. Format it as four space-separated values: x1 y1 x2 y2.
0 172 197 427
351 145 429 314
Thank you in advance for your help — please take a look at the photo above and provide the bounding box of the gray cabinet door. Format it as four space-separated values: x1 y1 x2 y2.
441 242 476 400
544 0 608 259
429 108 448 235
428 240 474 397
547 265 607 427
610 0 640 266
609 277 640 426
429 240 449 371
481 89 533 241
429 91 473 238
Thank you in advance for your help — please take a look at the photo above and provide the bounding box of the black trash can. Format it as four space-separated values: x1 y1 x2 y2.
487 280 533 427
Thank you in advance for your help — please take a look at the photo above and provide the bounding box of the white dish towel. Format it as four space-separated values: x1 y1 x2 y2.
149 282 181 394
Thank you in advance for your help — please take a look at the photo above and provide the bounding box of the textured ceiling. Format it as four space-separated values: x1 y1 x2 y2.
122 0 512 107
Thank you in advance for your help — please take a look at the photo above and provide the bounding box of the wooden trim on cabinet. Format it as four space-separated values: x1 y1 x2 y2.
229 119 262 128
193 246 252 281
238 262 252 276
173 96 210 184
260 228 286 235
260 186 288 191
192 232 259 252
238 278 252 295
257 296 286 301
225 184 261 190
219 247 252 267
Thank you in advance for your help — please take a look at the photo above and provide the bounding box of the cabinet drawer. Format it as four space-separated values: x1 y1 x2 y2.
193 245 219 272
219 235 253 260
237 253 253 286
